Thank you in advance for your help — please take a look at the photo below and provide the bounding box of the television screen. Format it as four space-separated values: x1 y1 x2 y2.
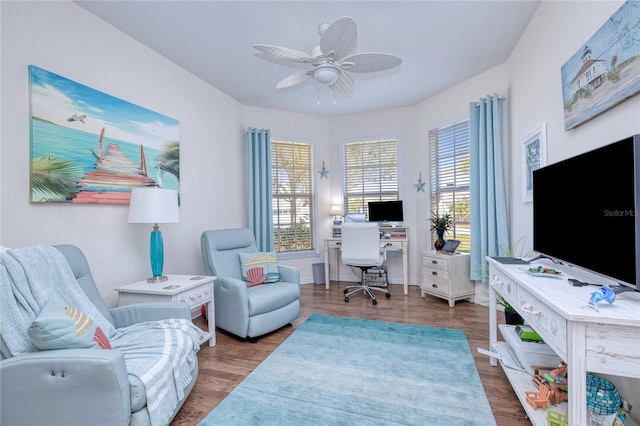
368 200 404 223
533 135 639 290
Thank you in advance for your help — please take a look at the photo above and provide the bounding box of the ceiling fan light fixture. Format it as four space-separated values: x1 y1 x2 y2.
314 65 340 85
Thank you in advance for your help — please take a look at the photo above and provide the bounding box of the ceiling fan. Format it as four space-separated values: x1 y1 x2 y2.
253 16 402 94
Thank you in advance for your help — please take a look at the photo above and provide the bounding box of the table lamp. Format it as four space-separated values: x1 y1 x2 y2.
330 205 342 225
128 187 179 283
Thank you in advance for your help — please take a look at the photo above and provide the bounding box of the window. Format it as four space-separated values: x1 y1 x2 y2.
429 121 471 252
342 138 399 218
271 140 315 253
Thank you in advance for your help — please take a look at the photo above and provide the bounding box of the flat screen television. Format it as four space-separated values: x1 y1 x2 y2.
368 200 404 223
532 134 640 291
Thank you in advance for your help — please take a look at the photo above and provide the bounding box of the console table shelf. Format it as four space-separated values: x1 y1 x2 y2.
487 257 640 426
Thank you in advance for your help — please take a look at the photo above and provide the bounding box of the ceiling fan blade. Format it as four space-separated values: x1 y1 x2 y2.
319 17 357 60
253 44 313 63
340 53 402 73
276 71 313 89
329 71 354 94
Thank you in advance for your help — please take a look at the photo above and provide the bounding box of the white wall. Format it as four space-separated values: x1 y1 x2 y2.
509 0 640 251
1 1 247 307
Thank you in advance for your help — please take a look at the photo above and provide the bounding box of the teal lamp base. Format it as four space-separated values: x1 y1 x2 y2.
148 225 167 283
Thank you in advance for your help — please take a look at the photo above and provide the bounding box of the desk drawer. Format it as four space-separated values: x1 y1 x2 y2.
383 240 404 250
176 283 212 309
327 240 342 249
516 286 567 359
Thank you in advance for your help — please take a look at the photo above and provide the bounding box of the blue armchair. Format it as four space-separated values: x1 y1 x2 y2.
0 244 199 426
200 228 300 342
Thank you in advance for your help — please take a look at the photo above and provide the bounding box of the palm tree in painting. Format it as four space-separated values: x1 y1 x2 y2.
31 156 82 201
156 141 180 182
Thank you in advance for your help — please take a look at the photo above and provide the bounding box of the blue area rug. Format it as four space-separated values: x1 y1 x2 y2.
198 314 496 425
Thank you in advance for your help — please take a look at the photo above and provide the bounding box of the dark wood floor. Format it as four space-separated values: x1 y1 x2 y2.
171 283 531 426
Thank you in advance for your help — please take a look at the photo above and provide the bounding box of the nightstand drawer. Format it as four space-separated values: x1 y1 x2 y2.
176 283 212 308
422 255 449 272
423 266 447 280
422 275 449 295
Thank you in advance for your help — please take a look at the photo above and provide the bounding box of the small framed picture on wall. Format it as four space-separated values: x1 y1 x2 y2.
521 123 547 203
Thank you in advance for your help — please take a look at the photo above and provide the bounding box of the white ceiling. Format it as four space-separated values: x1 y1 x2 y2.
75 1 540 117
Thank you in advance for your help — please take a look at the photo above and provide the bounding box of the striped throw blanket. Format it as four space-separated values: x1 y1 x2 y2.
0 245 202 426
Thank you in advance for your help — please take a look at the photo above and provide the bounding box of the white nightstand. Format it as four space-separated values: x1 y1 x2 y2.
421 251 474 307
115 275 216 347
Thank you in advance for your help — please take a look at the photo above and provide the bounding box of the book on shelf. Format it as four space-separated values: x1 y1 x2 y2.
515 324 544 343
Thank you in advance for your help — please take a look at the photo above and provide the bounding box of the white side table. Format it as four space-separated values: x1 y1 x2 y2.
115 274 216 347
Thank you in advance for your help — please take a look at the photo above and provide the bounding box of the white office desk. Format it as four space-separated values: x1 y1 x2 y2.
323 234 409 295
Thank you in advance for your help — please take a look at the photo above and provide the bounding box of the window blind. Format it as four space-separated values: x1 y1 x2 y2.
429 121 471 252
271 140 315 252
342 138 399 217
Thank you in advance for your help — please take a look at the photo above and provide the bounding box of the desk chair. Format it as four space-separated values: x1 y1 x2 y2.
340 222 391 305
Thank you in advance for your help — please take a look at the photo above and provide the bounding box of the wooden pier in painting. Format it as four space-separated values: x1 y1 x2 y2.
73 128 156 204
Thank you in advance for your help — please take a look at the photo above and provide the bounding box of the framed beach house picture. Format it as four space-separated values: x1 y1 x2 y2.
521 124 546 203
29 65 180 204
560 1 640 131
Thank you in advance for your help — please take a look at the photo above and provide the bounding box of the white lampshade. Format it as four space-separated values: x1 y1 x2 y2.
330 205 342 216
314 65 340 85
128 187 179 224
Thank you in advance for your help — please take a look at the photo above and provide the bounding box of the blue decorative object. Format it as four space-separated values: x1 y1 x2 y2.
414 172 425 192
586 374 621 426
150 227 164 279
585 283 616 311
319 161 329 178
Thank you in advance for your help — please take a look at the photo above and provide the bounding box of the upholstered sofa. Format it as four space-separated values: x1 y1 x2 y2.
0 244 201 426
200 228 300 342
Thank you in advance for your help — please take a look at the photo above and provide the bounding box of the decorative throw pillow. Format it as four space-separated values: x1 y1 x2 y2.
238 251 280 286
27 299 111 350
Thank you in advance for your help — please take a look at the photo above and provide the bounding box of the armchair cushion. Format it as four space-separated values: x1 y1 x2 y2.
239 251 280 285
248 282 301 316
28 298 112 350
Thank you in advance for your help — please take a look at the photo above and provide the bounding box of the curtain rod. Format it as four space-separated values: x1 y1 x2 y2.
473 95 506 107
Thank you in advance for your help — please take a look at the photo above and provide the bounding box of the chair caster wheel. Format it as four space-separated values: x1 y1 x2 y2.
372 299 377 305
386 293 391 299
344 296 349 302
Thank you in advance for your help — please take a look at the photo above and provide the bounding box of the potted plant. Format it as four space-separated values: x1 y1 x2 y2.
430 212 452 250
497 294 524 325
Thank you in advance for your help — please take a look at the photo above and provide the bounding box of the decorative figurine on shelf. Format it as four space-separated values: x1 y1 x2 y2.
585 283 616 312
525 381 552 411
543 361 568 384
532 365 568 405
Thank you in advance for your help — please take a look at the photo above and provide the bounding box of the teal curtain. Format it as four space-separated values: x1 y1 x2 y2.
469 95 509 281
247 128 274 252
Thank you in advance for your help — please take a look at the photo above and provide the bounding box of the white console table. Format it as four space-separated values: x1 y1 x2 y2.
487 257 640 426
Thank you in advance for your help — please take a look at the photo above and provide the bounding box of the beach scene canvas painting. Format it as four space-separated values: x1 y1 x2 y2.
561 1 640 131
29 65 179 204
